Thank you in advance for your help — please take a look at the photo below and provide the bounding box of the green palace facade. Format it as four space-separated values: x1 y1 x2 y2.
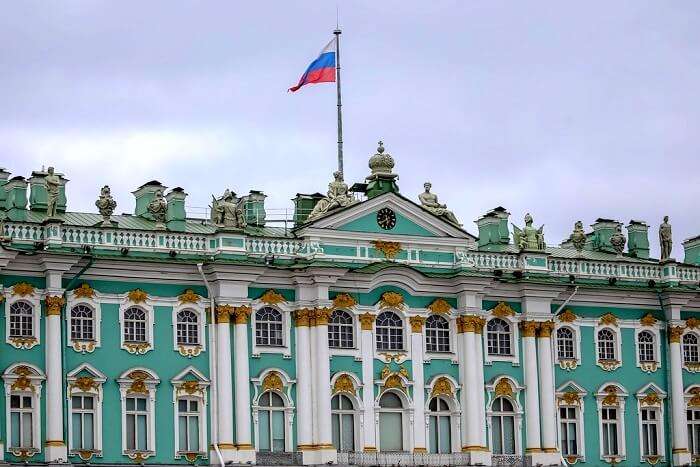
0 143 699 467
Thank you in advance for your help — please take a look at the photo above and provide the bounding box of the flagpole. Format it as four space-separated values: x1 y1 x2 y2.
334 28 344 176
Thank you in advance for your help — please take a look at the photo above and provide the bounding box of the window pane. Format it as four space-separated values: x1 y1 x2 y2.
258 411 270 452
379 413 403 451
22 413 33 448
179 416 188 450
438 416 451 453
491 416 502 454
189 416 200 451
428 416 438 454
342 414 354 452
84 413 94 450
72 413 82 448
10 412 20 448
272 411 285 452
126 414 135 450
332 414 341 451
137 414 147 450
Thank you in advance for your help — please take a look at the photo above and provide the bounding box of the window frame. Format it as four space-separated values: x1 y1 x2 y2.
426 394 457 454
425 314 452 354
117 368 159 459
594 325 622 371
328 309 355 350
376 389 411 452
554 324 581 370
66 364 106 459
2 363 45 457
375 310 406 352
687 396 700 458
485 377 524 456
682 331 700 372
331 393 359 452
119 298 154 354
483 317 520 366
171 304 206 357
252 306 291 357
66 292 102 353
595 383 628 462
171 366 209 459
4 293 41 350
635 327 661 373
634 383 666 463
251 369 295 453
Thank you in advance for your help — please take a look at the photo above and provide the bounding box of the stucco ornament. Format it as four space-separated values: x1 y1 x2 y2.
332 374 356 395
512 213 545 251
494 379 513 397
558 309 577 322
372 240 402 259
95 185 117 227
332 293 357 309
306 171 357 222
378 291 405 310
570 220 587 253
431 377 453 397
178 289 200 304
428 298 452 314
259 289 285 305
73 283 95 299
491 302 515 318
418 181 461 226
147 189 167 229
560 391 581 406
261 371 284 392
659 215 673 261
610 224 626 256
45 166 61 219
12 282 35 297
211 189 247 229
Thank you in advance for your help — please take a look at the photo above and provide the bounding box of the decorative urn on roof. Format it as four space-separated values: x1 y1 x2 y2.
368 141 395 176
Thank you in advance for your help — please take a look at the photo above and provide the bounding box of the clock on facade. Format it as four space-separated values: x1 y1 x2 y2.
376 207 397 230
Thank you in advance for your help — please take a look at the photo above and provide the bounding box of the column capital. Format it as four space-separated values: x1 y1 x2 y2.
536 320 555 338
359 312 376 330
409 316 425 333
215 304 234 324
294 308 313 327
519 320 539 337
44 295 65 316
668 325 685 343
232 305 251 324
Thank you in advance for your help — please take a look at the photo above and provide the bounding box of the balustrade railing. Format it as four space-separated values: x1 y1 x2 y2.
549 258 663 280
337 451 474 466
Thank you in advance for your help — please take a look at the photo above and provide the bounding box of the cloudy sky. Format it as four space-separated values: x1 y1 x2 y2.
1 1 699 258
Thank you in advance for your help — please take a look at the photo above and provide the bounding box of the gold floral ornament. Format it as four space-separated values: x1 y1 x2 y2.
371 240 402 260
384 374 405 391
428 298 451 314
314 307 333 326
519 321 539 338
558 309 577 322
359 312 376 330
494 379 513 397
12 282 35 297
11 366 34 392
378 291 405 310
687 317 700 329
259 289 285 305
215 304 233 324
332 293 357 309
294 308 312 327
73 283 95 299
639 391 661 406
491 302 515 318
560 391 581 406
431 377 453 397
71 376 98 393
537 321 555 338
640 313 657 327
601 386 619 406
178 380 203 396
178 289 200 304
262 371 284 392
45 295 65 316
409 316 425 333
332 374 356 395
688 387 700 407
126 370 150 395
128 288 148 303
599 313 618 326
668 325 685 343
232 305 251 324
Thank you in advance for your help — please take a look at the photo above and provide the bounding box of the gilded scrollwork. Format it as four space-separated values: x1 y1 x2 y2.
332 374 356 395
372 240 402 260
73 283 95 299
378 291 405 310
259 289 285 305
261 371 284 392
332 293 357 309
491 302 515 318
428 298 451 314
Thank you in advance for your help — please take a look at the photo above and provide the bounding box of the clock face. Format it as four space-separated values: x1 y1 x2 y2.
376 208 397 230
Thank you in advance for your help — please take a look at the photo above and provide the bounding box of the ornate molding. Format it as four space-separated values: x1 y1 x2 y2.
294 308 313 327
128 289 148 304
384 374 405 391
371 240 402 260
537 320 555 338
12 282 35 297
359 312 376 330
177 380 204 396
640 361 658 373
559 359 578 371
8 336 38 350
639 391 661 407
519 320 539 338
640 313 657 327
261 371 284 392
428 298 452 314
124 342 151 355
332 293 357 309
126 370 151 395
688 387 700 407
71 340 96 353
409 316 425 333
73 283 95 299
45 295 65 316
72 376 98 393
490 302 515 318
332 374 356 395
601 386 619 406
559 391 581 406
232 305 251 324
314 307 332 326
598 359 622 371
686 317 699 329
11 366 35 392
378 291 405 310
599 313 618 326
668 325 685 343
259 289 285 305
177 344 202 358
494 379 513 397
215 304 233 324
178 289 200 304
431 376 453 397
558 309 577 322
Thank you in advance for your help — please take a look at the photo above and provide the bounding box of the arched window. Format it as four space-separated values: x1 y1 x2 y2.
255 307 283 347
597 329 616 361
9 301 33 338
331 394 355 452
70 304 94 341
376 312 404 351
491 397 516 455
637 331 655 363
426 315 450 353
378 392 404 451
123 307 147 343
328 310 354 349
427 396 451 453
258 391 285 452
684 334 700 364
556 327 575 360
487 318 512 356
176 310 199 346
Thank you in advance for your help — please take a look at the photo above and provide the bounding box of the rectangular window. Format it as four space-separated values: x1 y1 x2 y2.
71 395 95 450
641 408 659 456
125 397 149 451
601 407 619 456
559 407 579 456
177 399 200 452
689 409 700 456
9 394 34 448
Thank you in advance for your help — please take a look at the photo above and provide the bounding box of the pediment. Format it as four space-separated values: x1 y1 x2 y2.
296 192 476 241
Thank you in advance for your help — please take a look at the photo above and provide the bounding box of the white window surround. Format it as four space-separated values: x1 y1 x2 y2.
682 330 700 373
171 366 209 459
171 303 206 358
595 383 628 462
328 309 360 357
375 309 407 352
483 316 520 366
634 327 661 373
117 367 159 459
424 375 461 453
251 303 292 358
555 381 587 463
374 388 414 452
251 369 296 452
119 299 154 355
4 292 41 350
554 323 582 370
2 363 45 457
594 325 622 371
329 372 364 452
66 293 102 353
485 376 524 455
635 383 666 464
66 363 106 459
423 314 456 360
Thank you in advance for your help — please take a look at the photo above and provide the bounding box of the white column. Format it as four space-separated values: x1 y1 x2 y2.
536 321 557 453
214 305 236 462
295 310 314 452
314 309 337 462
232 306 254 461
45 294 67 461
410 317 426 452
359 313 377 451
459 316 481 451
473 318 488 449
520 321 542 453
669 325 692 465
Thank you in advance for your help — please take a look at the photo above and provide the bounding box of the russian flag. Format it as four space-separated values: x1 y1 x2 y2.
289 38 336 92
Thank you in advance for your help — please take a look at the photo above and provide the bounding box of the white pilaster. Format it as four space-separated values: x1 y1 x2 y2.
537 322 557 454
410 317 427 453
233 307 255 463
214 306 237 463
669 324 692 465
521 321 542 454
295 312 314 453
45 294 67 462
360 314 377 451
312 310 337 463
474 318 488 451
461 320 480 450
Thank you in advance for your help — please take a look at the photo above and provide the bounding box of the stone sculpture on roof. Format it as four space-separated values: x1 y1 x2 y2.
306 171 357 222
513 213 545 251
95 185 117 227
211 189 247 229
571 220 587 253
45 166 61 219
418 182 461 226
610 224 626 256
147 189 167 229
659 216 672 261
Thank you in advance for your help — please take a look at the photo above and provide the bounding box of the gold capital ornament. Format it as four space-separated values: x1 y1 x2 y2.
668 325 685 343
232 305 251 324
520 320 539 337
409 316 425 333
45 295 65 316
359 312 376 330
537 321 555 338
215 304 233 324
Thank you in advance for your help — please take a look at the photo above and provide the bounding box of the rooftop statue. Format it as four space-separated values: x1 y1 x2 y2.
95 185 117 227
512 213 545 251
571 220 587 254
147 189 167 229
211 189 247 229
45 166 61 219
306 171 357 222
659 215 673 261
610 224 626 256
418 182 461 226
